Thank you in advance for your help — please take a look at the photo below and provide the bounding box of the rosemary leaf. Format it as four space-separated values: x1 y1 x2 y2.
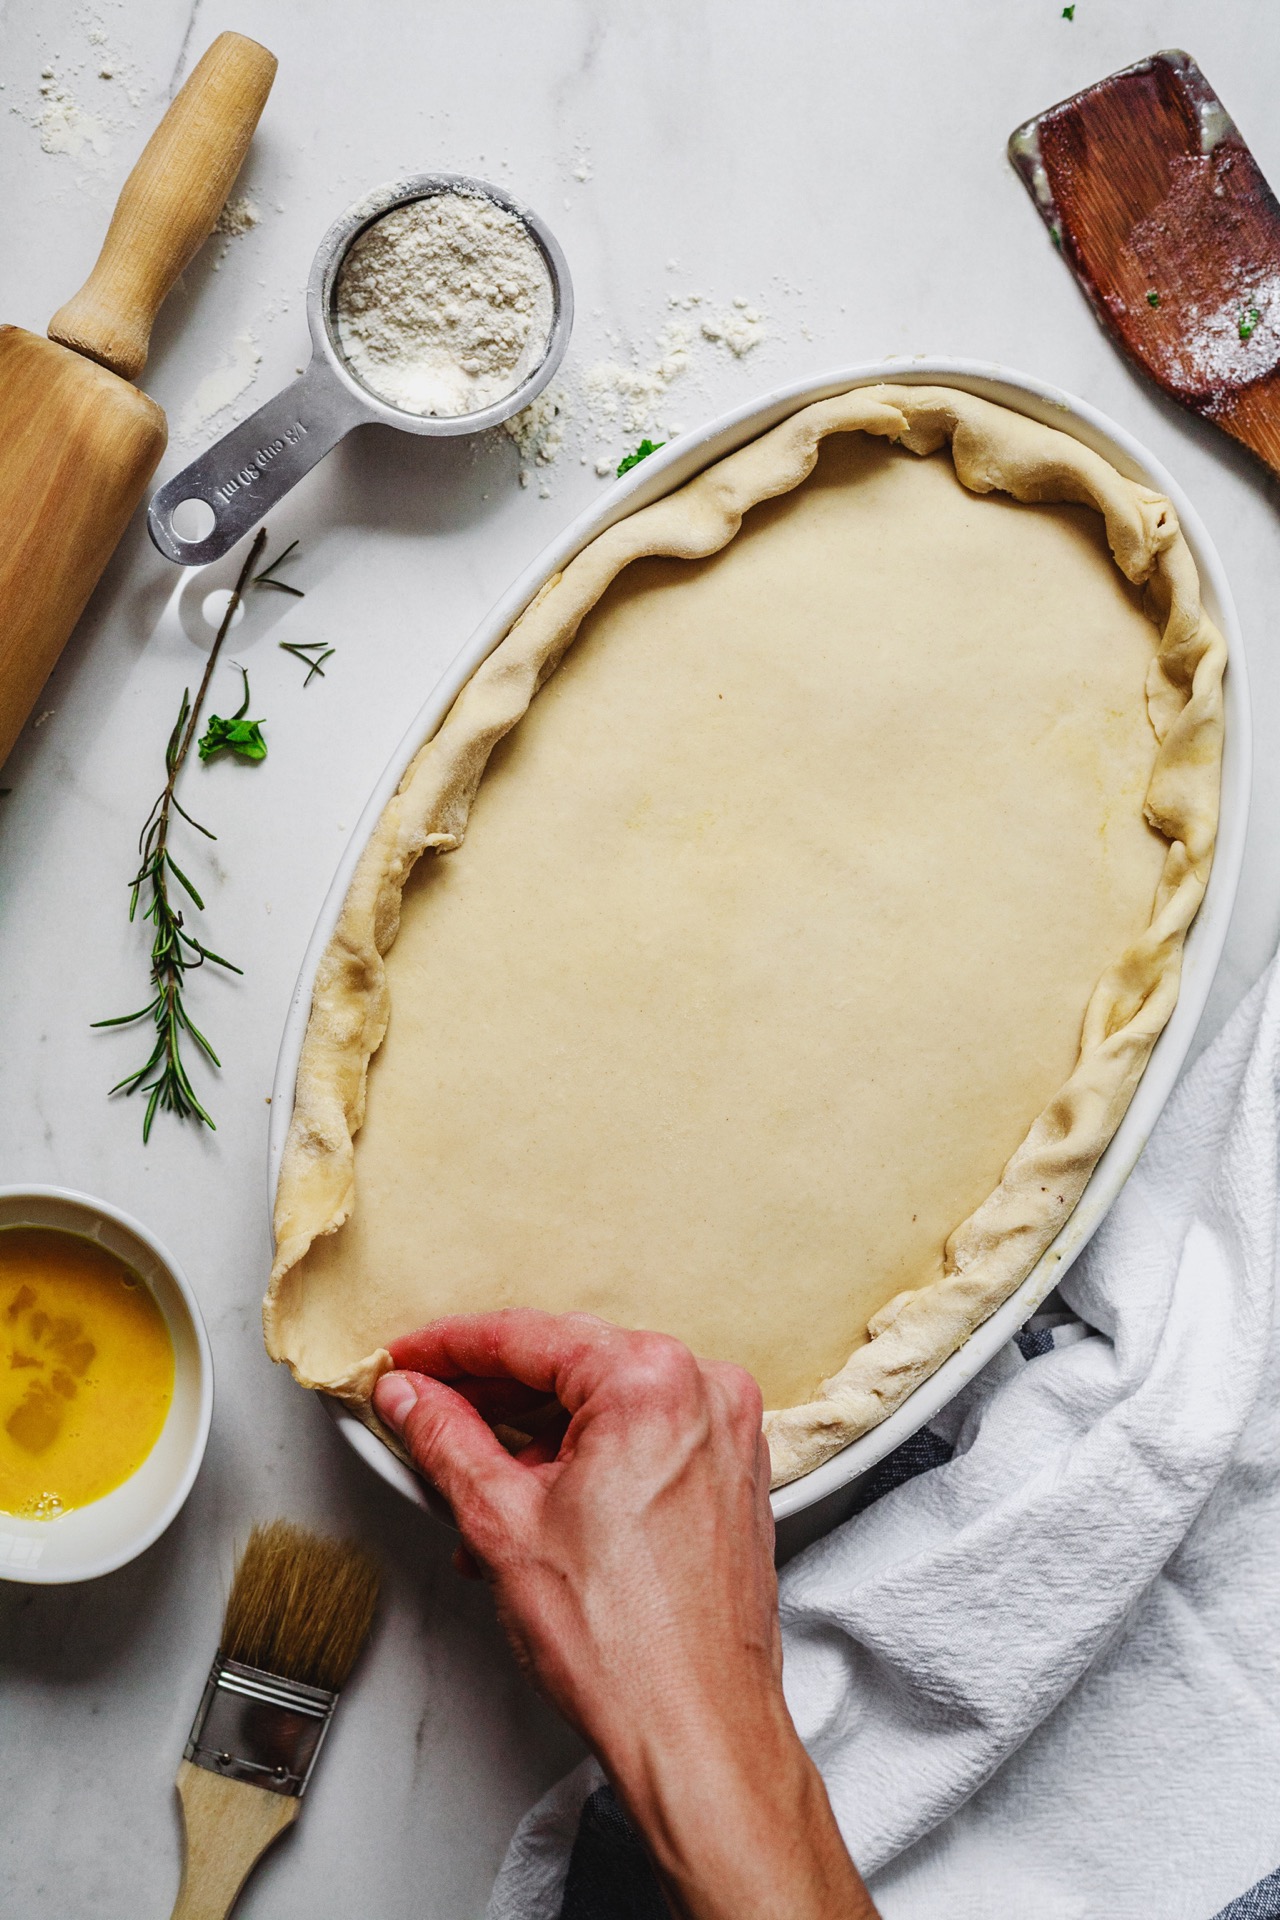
170 793 217 837
164 853 205 908
254 539 303 591
279 638 335 686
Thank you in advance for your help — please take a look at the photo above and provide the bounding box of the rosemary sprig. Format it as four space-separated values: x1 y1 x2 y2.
279 639 334 685
93 527 267 1141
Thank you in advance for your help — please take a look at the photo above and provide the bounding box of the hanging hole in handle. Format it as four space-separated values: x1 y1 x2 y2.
169 498 217 543
200 590 246 632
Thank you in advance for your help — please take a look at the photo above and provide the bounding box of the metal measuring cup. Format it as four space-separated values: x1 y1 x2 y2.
149 172 573 565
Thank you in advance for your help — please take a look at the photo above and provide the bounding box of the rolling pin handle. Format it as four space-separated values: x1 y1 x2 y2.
48 33 277 383
148 367 361 565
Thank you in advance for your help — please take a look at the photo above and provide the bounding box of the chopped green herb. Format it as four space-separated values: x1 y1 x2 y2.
1239 306 1261 342
617 438 665 477
198 668 268 763
280 639 336 686
1061 4 1074 17
1147 290 1160 308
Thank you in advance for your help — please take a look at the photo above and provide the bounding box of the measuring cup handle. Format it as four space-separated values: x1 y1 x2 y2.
148 365 363 564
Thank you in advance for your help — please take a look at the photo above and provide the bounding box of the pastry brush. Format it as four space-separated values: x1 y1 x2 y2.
171 1520 380 1920
1009 49 1280 479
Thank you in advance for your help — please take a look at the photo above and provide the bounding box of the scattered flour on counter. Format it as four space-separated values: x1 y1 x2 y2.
667 288 769 357
210 194 263 270
583 321 696 438
215 195 261 240
24 13 148 164
504 383 572 492
34 67 111 158
503 286 770 490
175 329 263 446
700 298 767 357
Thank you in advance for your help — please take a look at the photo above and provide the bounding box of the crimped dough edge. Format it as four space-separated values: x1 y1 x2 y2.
264 384 1225 1489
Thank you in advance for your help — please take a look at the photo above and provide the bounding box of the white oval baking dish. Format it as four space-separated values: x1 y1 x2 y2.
268 358 1250 1528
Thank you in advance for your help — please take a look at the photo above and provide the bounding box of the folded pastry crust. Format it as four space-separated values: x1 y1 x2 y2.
265 385 1225 1488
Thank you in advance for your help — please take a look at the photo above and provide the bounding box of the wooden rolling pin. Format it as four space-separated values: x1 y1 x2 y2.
0 31 277 770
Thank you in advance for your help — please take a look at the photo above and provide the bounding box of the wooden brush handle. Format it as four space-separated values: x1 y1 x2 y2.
171 1760 300 1920
48 33 276 383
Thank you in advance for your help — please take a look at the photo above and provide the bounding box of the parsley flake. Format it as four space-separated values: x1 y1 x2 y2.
1239 306 1261 342
617 439 665 477
1147 291 1160 308
1061 4 1075 17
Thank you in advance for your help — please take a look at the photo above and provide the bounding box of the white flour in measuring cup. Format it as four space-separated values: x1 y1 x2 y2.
334 191 554 417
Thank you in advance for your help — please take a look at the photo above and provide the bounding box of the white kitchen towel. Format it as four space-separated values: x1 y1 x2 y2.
487 958 1280 1920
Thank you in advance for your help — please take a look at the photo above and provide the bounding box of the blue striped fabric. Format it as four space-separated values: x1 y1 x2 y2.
1212 1868 1280 1920
558 1787 666 1919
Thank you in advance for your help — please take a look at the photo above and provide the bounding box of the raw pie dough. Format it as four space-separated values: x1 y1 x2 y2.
266 386 1225 1487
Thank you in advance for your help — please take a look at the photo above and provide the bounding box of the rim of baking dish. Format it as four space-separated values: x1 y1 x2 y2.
266 358 1251 1527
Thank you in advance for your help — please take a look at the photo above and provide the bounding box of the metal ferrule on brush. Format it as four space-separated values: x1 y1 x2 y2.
184 1654 339 1797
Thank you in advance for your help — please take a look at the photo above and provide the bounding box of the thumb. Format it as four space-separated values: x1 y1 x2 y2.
374 1370 536 1552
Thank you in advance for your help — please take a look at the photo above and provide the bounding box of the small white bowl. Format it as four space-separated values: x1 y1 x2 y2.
0 1187 213 1585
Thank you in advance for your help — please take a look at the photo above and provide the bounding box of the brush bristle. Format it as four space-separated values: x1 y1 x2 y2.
221 1520 380 1691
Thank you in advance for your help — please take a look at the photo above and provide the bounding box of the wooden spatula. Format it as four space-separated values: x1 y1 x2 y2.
1009 49 1280 478
0 31 276 770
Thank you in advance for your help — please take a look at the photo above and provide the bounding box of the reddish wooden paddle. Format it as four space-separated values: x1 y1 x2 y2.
1009 49 1280 477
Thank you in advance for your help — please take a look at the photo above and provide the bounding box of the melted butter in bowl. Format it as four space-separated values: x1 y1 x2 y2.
0 1227 174 1521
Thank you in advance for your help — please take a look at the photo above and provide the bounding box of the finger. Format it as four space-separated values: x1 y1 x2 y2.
452 1543 484 1580
703 1362 765 1457
450 1377 560 1426
514 1416 570 1468
700 1359 773 1520
755 1428 776 1535
374 1370 537 1544
387 1310 625 1411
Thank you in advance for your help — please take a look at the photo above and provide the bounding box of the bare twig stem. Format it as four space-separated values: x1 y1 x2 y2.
178 527 267 773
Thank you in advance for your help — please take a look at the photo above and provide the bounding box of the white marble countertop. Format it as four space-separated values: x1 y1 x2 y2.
2 3 1278 1914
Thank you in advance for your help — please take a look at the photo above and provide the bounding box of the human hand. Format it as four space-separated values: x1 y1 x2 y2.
373 1311 876 1920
